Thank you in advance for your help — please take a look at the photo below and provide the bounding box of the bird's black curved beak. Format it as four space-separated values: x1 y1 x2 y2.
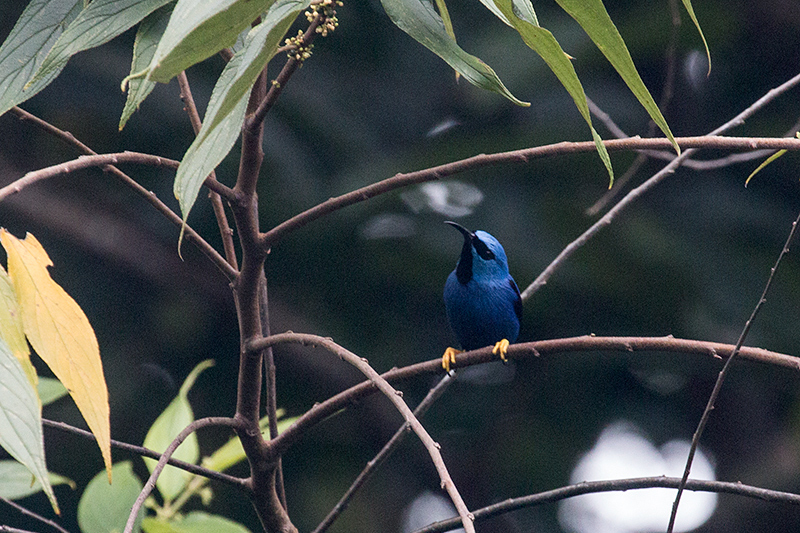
444 220 473 240
445 221 476 284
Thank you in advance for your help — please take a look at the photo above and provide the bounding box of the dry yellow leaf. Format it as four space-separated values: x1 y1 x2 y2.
0 230 112 481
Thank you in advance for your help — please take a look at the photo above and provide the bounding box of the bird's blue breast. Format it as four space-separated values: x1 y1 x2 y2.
444 271 521 351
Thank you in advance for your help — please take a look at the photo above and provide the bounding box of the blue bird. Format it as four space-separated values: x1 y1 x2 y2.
442 221 522 372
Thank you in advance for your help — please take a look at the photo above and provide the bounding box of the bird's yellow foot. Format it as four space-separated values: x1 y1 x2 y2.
442 347 462 373
492 339 511 363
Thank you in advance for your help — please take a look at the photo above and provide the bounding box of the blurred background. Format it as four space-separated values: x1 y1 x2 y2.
2 0 800 531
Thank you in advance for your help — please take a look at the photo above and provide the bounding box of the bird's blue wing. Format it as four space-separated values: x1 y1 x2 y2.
509 278 523 321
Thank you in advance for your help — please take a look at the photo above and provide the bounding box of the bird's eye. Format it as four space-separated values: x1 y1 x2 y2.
472 237 495 261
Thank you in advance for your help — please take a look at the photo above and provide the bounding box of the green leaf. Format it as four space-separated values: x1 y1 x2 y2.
78 461 144 533
120 4 174 130
432 0 455 41
144 0 275 84
0 0 82 118
680 0 710 74
0 459 72 500
479 0 538 26
174 91 248 224
172 0 313 224
490 0 613 183
169 0 306 222
143 360 213 502
27 0 175 89
745 149 787 187
142 511 251 533
554 0 679 155
37 377 68 406
0 338 58 513
201 0 309 140
379 0 529 107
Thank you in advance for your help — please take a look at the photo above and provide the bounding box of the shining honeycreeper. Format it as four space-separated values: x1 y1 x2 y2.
442 221 522 372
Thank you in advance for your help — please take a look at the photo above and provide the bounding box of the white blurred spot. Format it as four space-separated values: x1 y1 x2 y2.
630 368 687 396
558 421 717 533
455 360 516 385
401 490 465 533
683 50 709 92
400 181 484 217
426 117 461 138
360 213 417 239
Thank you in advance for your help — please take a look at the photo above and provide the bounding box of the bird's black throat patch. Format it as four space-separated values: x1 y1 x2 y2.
456 237 473 284
455 233 495 284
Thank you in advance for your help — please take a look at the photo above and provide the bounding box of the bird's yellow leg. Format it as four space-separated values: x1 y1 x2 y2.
492 339 511 363
442 347 462 373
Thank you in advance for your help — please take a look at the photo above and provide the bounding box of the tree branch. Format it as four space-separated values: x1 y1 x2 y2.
586 105 800 216
0 496 68 533
0 152 179 199
124 417 241 533
228 27 291 532
260 335 799 458
0 150 235 204
248 13 324 131
667 208 800 532
246 333 476 533
0 118 238 280
313 373 455 533
411 476 800 533
258 273 287 510
41 418 247 488
261 135 800 251
522 70 800 301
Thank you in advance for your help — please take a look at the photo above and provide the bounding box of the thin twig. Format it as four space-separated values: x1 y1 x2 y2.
657 0 681 124
123 417 241 533
247 333 477 533
265 335 800 459
8 107 238 280
313 374 455 533
0 496 69 533
176 72 239 269
666 209 800 532
0 526 40 533
41 419 247 488
248 13 325 130
259 272 287 509
521 70 800 301
584 96 646 216
412 476 800 533
586 96 629 140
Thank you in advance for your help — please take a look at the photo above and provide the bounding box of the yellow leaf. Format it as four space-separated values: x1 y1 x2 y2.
0 230 111 482
0 266 37 388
